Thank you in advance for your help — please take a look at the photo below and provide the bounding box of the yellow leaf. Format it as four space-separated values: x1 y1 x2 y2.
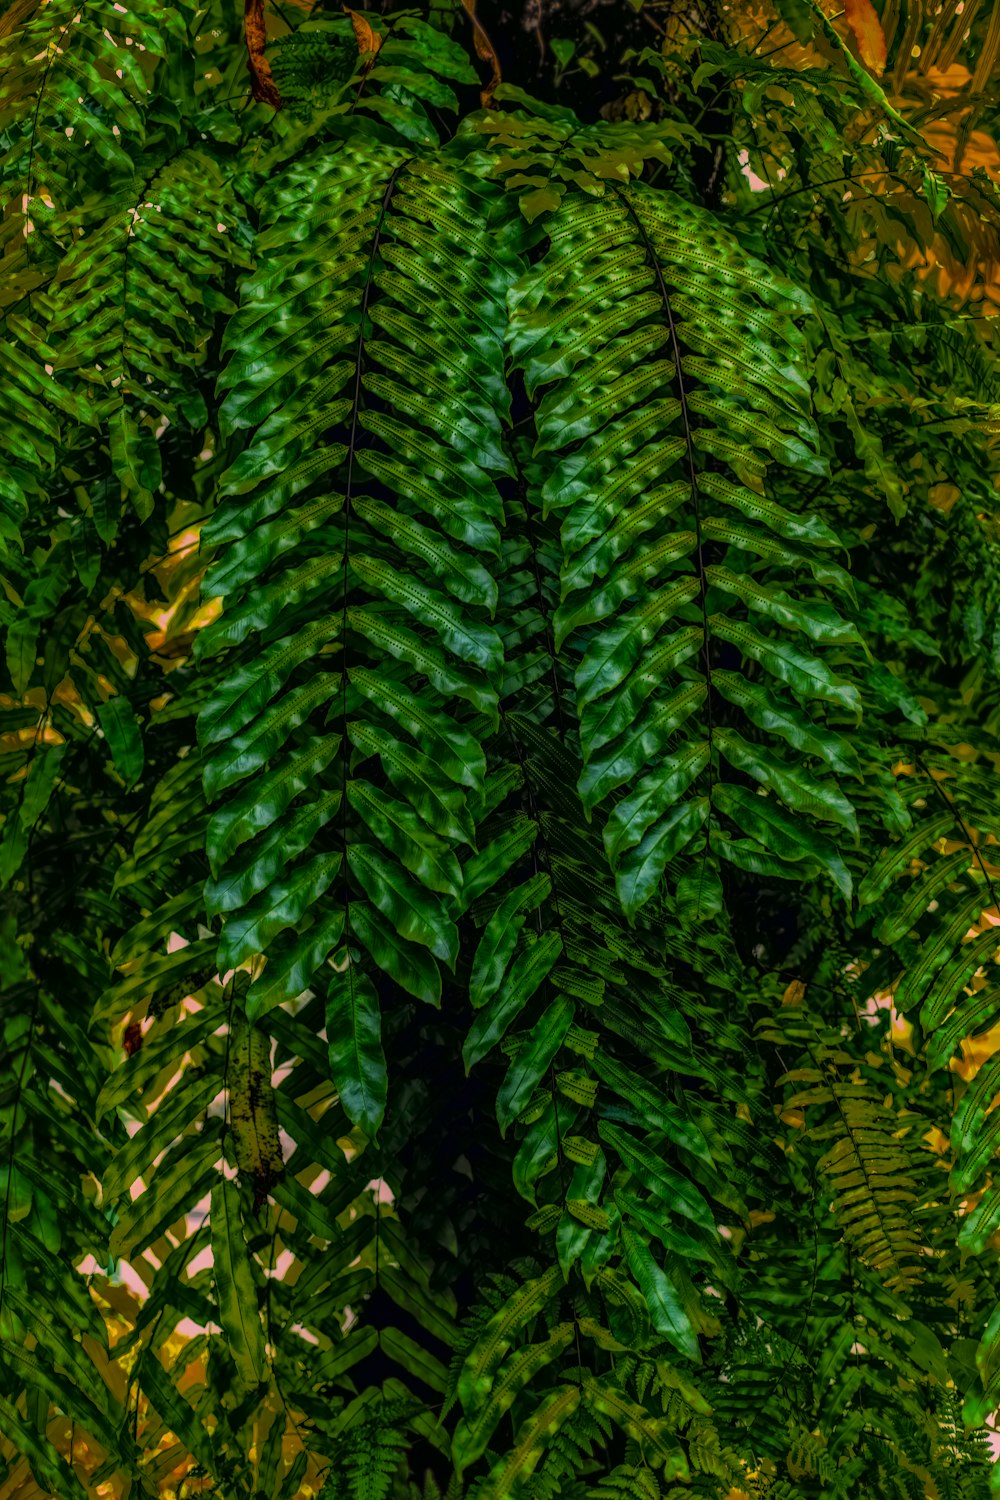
519 185 564 223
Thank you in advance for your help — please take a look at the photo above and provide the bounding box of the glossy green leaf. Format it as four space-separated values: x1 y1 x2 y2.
246 909 347 1021
622 1224 699 1361
97 697 144 784
470 873 551 1007
464 931 563 1071
350 899 442 1006
604 742 711 862
598 1122 717 1233
348 841 459 965
496 994 575 1134
217 851 342 969
211 1178 267 1390
325 960 387 1140
616 797 710 919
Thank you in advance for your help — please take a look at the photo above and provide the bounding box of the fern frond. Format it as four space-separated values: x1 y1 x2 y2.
760 1006 927 1292
46 148 248 531
508 183 860 921
197 139 522 1140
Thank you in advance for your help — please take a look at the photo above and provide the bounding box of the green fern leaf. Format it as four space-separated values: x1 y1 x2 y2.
326 959 387 1140
210 1178 268 1391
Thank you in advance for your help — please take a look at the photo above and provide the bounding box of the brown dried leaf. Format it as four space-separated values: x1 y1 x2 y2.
0 0 42 41
460 0 501 106
244 0 283 110
344 5 382 56
972 3 1000 94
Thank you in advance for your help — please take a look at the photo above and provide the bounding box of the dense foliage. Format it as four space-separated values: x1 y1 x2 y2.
3 0 1000 1496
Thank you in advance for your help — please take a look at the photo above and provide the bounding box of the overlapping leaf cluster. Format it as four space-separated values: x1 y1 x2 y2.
2 3 1000 1499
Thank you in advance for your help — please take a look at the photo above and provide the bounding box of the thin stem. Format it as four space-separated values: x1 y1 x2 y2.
747 163 994 222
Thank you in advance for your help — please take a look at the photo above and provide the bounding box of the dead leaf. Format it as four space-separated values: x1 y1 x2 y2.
344 5 382 56
0 0 42 41
845 0 887 75
972 4 1000 95
244 0 283 110
460 0 501 107
229 999 285 1209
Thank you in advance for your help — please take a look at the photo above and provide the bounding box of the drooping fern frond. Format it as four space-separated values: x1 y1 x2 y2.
264 10 480 149
0 0 175 255
318 1392 418 1500
196 120 521 1139
46 147 248 532
3 4 1000 1497
506 174 862 921
851 750 1000 1212
759 1004 928 1293
588 1464 660 1500
0 0 177 561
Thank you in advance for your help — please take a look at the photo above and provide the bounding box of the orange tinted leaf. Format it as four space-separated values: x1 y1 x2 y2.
845 0 887 74
782 979 807 1007
343 5 382 55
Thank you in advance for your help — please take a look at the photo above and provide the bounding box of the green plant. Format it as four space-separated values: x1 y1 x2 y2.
3 2 1000 1497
